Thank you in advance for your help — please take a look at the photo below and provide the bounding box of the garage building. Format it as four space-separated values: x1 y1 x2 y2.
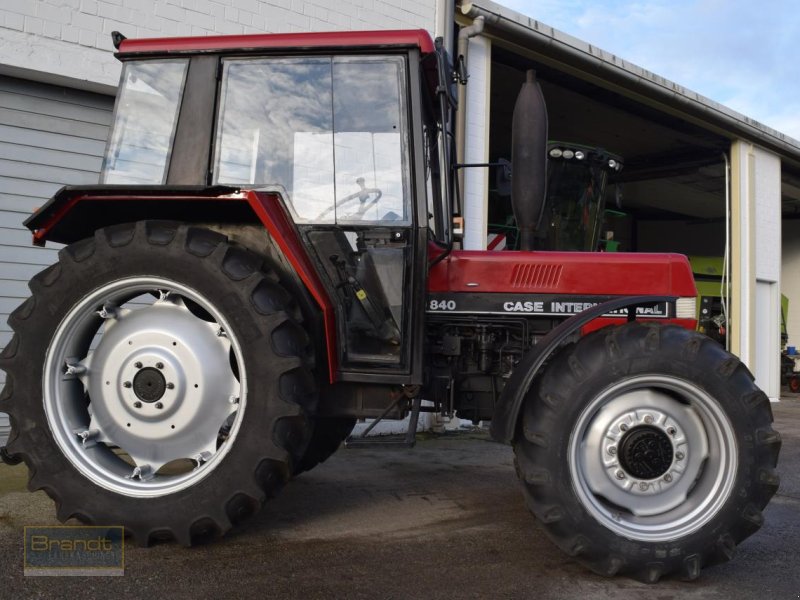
1 0 798 445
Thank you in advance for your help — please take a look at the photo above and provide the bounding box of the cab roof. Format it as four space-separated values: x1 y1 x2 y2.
116 29 436 57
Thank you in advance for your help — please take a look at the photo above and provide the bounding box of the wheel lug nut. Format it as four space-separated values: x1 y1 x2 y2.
643 414 653 424
664 473 673 483
667 427 676 435
639 482 648 491
619 423 628 432
155 402 163 409
156 362 164 370
607 446 617 455
676 451 685 461
615 470 625 480
133 401 142 408
134 361 142 369
166 383 175 390
123 381 132 388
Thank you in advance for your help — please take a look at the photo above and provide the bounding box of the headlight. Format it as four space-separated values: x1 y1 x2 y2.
675 297 697 319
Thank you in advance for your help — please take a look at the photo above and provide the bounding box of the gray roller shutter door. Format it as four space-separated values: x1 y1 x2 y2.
0 76 114 447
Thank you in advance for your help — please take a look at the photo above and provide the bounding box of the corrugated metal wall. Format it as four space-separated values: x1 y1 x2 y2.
0 76 113 446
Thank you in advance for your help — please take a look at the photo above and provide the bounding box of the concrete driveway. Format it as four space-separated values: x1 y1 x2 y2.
1 398 798 599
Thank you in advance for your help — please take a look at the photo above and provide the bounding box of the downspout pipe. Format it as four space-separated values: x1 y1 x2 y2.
455 15 485 199
721 151 731 352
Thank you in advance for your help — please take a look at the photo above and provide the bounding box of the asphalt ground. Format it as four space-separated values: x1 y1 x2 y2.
1 397 798 599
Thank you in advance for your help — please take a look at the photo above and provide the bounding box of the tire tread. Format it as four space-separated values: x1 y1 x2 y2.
0 221 317 547
513 322 780 582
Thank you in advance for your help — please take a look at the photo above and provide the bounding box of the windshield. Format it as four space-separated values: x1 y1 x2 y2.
214 55 411 225
101 59 188 184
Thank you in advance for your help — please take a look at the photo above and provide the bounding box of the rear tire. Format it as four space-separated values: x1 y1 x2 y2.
0 222 316 545
294 417 356 475
514 322 780 582
0 446 22 465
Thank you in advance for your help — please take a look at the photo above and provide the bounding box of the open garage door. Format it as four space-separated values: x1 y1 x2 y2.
482 44 733 350
488 46 730 257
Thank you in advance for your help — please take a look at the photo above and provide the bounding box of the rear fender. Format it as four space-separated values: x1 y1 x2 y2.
25 185 338 381
490 295 675 444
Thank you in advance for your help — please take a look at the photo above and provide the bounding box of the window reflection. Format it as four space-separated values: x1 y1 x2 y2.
332 59 408 223
214 55 410 225
216 58 335 218
102 60 188 184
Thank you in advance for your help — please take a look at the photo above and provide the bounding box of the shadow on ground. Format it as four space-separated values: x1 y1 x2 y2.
1 398 798 599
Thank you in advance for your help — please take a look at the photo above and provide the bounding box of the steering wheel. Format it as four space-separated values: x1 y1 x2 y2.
317 177 382 220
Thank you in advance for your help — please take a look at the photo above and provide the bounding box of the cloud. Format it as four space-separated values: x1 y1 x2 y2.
498 0 800 139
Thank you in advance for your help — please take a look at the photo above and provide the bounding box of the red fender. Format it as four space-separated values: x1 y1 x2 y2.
25 185 338 381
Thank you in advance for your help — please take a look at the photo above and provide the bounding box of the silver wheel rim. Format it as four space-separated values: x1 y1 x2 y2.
568 375 737 542
44 277 247 498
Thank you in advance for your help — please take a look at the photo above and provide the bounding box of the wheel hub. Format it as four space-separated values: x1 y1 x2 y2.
618 425 674 480
133 367 167 403
576 387 711 518
45 278 247 497
83 300 239 469
569 377 738 541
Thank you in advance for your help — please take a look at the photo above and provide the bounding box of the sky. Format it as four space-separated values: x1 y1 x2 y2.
498 0 800 140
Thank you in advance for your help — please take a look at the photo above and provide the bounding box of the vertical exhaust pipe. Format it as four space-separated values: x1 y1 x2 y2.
511 70 548 251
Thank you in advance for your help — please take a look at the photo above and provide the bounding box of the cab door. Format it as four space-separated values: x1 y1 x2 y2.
213 51 427 383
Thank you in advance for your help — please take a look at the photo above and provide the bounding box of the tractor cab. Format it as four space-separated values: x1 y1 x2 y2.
98 32 445 381
487 141 623 252
538 143 623 252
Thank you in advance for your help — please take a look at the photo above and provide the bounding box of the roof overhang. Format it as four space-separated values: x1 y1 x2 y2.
460 1 800 171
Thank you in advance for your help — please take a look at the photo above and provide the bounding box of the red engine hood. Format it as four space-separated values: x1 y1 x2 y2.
427 248 697 297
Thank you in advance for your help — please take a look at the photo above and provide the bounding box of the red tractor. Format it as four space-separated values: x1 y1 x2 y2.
0 29 780 582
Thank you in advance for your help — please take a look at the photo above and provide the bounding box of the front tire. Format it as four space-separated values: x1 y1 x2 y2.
514 322 780 582
0 222 316 545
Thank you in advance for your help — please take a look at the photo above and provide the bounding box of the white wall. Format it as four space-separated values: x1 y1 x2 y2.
0 0 437 90
731 141 782 400
754 148 782 398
